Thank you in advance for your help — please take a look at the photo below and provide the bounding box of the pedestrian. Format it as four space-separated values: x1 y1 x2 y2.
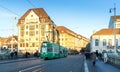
95 50 99 57
10 52 14 59
103 52 108 63
14 51 18 59
91 52 96 66
99 53 102 60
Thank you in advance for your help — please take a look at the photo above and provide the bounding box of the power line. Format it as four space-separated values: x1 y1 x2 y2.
0 4 19 16
27 0 36 8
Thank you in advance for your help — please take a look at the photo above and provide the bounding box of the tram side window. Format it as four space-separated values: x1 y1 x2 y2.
47 46 52 52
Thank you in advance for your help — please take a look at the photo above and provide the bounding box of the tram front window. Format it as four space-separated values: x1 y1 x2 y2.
41 46 47 53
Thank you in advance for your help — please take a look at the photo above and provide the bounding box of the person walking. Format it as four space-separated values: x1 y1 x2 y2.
103 52 108 63
10 52 14 59
91 52 96 66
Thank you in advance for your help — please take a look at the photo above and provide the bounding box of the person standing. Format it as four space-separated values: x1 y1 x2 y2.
103 52 108 63
91 52 96 66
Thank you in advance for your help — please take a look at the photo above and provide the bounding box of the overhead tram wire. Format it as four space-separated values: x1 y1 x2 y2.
0 4 19 16
27 0 36 8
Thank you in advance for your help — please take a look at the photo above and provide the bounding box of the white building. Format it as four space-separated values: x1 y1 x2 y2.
109 16 120 28
90 28 120 53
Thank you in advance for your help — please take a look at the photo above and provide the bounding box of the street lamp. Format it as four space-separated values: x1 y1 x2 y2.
11 16 16 52
109 3 117 55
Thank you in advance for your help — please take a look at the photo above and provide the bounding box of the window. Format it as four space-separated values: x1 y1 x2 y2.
26 43 28 47
103 39 106 46
21 20 24 24
20 31 24 36
26 25 28 29
23 43 25 47
36 25 38 29
41 25 45 29
31 15 33 17
29 31 35 36
29 25 35 30
95 39 99 46
41 32 44 36
20 26 24 30
36 31 38 34
32 43 35 47
116 39 118 46
26 31 28 35
108 39 112 46
36 38 38 41
47 46 53 52
20 43 22 47
41 18 45 23
116 23 120 28
26 39 28 41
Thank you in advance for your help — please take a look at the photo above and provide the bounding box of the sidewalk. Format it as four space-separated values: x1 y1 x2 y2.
0 57 39 64
86 59 120 72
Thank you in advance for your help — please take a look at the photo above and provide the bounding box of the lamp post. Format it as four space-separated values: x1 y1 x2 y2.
110 3 117 55
11 16 17 52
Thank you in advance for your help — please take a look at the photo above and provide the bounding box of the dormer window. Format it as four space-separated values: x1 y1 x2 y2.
31 15 33 17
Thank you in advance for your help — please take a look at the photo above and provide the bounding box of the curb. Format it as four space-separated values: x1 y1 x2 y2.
0 58 39 64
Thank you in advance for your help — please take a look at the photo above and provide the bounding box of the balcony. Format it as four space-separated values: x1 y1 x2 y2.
107 46 114 49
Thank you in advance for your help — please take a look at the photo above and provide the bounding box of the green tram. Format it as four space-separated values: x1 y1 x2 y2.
40 41 68 59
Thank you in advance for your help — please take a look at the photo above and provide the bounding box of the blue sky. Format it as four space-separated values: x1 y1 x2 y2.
0 0 120 38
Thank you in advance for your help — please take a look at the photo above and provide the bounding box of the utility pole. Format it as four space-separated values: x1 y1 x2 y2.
11 16 16 52
110 3 117 55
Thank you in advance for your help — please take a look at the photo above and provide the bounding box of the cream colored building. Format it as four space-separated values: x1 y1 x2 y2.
17 8 89 54
17 8 58 54
0 36 18 51
57 26 89 52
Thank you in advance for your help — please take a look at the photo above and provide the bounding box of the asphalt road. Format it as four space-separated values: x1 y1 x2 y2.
0 55 84 72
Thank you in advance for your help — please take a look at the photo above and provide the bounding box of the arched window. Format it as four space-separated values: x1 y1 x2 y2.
26 43 28 47
32 43 35 47
108 39 112 46
103 39 106 46
95 39 99 46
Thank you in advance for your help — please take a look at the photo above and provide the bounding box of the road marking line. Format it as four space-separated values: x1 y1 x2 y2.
84 60 89 72
19 64 44 72
32 68 42 72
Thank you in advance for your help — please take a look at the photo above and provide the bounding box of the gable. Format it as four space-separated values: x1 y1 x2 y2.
25 10 39 23
25 10 39 19
18 8 51 24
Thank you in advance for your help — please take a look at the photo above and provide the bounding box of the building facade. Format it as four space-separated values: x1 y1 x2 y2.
17 8 58 54
17 8 89 54
57 26 89 52
90 28 120 53
109 16 120 28
0 36 18 51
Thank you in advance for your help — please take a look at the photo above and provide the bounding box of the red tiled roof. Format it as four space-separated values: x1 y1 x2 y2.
111 16 120 20
1 38 8 43
0 36 18 43
57 26 77 35
56 26 89 40
93 28 120 35
18 8 51 24
6 36 18 43
57 26 78 37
